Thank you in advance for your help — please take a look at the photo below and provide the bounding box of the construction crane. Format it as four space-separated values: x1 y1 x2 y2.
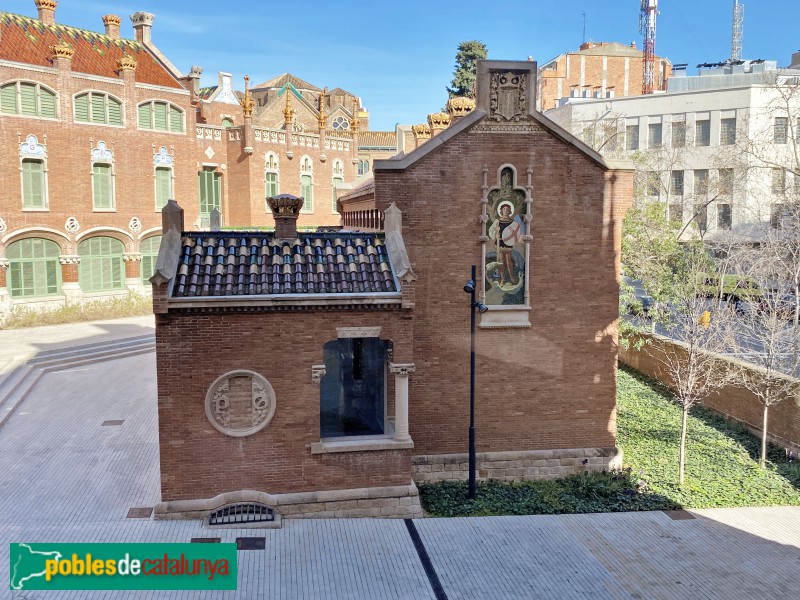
731 0 744 62
639 0 658 95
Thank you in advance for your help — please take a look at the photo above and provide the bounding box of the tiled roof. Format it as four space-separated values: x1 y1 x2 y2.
358 131 397 149
0 12 183 89
172 233 396 298
339 177 375 203
197 86 217 99
327 86 355 97
253 73 320 92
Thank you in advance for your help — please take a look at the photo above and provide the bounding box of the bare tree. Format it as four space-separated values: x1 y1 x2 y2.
721 258 800 467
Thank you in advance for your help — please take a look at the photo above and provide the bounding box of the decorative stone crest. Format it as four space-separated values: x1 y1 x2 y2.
154 146 173 167
91 141 113 163
64 217 80 233
204 147 215 159
123 253 142 262
50 41 75 60
446 96 476 118
427 112 451 129
489 71 528 122
128 217 142 232
0 217 6 234
205 370 276 437
116 54 138 71
389 363 416 377
59 255 80 265
102 14 122 27
336 326 382 338
19 135 45 159
267 194 304 216
130 11 155 28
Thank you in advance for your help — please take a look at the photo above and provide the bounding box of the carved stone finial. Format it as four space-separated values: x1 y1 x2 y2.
317 87 327 130
283 90 295 124
350 97 360 132
240 75 254 117
102 14 121 26
50 41 74 60
116 54 137 71
267 194 304 239
36 0 58 10
411 124 431 138
130 11 154 27
427 112 451 130
446 96 476 118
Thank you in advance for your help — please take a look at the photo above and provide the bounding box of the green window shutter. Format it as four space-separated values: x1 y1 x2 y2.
301 175 312 212
22 160 45 208
74 94 89 122
1 84 18 114
169 105 183 132
90 93 106 124
265 172 277 198
140 235 162 283
155 168 171 209
212 173 222 211
7 238 60 297
332 176 343 212
78 237 124 292
198 171 210 214
19 83 37 115
39 88 56 118
92 164 113 209
138 103 151 129
153 102 167 131
107 97 122 125
222 117 233 128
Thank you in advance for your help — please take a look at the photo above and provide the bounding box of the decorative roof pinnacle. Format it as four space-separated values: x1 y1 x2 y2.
317 86 328 129
116 54 138 71
50 41 74 60
283 90 295 123
240 75 255 117
350 97 360 132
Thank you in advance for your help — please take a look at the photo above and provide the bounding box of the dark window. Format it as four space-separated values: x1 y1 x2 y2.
320 338 387 438
671 121 686 148
648 123 662 149
774 117 788 144
695 203 708 233
717 204 732 230
695 120 710 146
694 170 709 196
625 125 639 151
669 201 683 223
670 170 684 196
720 118 736 145
719 169 734 196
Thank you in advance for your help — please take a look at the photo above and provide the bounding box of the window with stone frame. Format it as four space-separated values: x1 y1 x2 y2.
154 167 172 211
720 118 736 145
670 170 684 196
198 168 222 223
6 238 61 298
74 91 122 126
602 123 618 152
771 168 786 195
320 337 389 438
647 171 661 198
695 119 710 146
21 158 46 209
300 155 313 213
625 124 639 151
1 81 57 118
694 202 709 234
77 236 125 293
332 159 344 214
671 120 686 148
648 123 662 149
90 141 115 211
265 152 279 203
717 203 732 230
718 168 734 197
331 115 349 131
774 117 788 144
694 169 709 196
137 100 184 133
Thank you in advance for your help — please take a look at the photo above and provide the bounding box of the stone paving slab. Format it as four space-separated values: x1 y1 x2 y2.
0 350 798 599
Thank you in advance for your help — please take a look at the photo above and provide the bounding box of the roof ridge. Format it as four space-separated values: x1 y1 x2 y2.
1 12 142 51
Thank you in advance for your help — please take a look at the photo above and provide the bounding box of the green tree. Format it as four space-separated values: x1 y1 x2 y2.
447 41 487 99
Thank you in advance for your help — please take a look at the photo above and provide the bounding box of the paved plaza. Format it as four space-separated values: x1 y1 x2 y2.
0 320 799 599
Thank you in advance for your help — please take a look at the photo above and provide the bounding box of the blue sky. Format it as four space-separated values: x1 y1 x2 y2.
5 1 799 130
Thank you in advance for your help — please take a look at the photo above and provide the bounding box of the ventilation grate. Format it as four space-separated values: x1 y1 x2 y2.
209 503 275 526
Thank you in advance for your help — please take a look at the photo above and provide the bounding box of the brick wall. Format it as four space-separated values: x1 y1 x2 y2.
155 307 414 501
374 121 634 458
620 333 800 451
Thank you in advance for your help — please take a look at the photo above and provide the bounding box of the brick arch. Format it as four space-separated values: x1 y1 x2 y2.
1 228 72 255
76 228 134 252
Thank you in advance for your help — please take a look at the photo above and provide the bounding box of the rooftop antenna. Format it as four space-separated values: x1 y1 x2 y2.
731 0 744 61
639 0 658 94
582 12 586 44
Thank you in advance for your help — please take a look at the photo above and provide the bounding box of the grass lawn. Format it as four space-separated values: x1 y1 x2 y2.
419 367 800 517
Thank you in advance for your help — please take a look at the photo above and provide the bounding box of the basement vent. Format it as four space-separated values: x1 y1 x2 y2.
209 503 275 526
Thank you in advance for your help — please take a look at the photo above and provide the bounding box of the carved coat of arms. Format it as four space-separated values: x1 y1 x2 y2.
490 71 527 121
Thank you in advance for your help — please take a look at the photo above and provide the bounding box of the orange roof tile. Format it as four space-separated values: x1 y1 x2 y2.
357 131 397 149
0 12 183 89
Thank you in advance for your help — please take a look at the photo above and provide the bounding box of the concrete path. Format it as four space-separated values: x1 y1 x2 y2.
0 324 798 599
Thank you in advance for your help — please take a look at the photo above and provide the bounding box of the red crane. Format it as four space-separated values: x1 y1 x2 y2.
639 0 658 94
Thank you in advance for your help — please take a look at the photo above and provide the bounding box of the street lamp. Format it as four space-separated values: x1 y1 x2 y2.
463 265 488 499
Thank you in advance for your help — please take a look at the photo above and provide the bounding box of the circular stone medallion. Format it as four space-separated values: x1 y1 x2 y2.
205 370 276 437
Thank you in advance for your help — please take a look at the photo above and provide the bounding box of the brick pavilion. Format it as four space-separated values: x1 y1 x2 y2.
151 60 634 520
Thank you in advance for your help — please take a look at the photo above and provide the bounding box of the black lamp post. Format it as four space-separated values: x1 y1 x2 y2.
463 264 488 499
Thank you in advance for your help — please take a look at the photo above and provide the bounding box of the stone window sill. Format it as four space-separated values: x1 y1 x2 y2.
479 305 531 328
310 437 414 455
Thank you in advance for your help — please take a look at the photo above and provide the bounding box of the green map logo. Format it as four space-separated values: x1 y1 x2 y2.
9 543 237 590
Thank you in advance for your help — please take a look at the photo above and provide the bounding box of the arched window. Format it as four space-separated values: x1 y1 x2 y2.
153 146 174 210
357 159 370 176
265 152 279 201
6 238 61 298
1 81 57 118
332 159 344 214
137 100 184 133
78 236 125 292
222 117 234 128
91 142 115 211
140 235 163 283
19 134 48 210
74 91 122 125
320 337 389 438
300 155 313 213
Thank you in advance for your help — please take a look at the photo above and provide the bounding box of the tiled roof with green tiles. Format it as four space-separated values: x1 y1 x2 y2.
172 233 397 298
197 86 217 99
0 12 183 88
